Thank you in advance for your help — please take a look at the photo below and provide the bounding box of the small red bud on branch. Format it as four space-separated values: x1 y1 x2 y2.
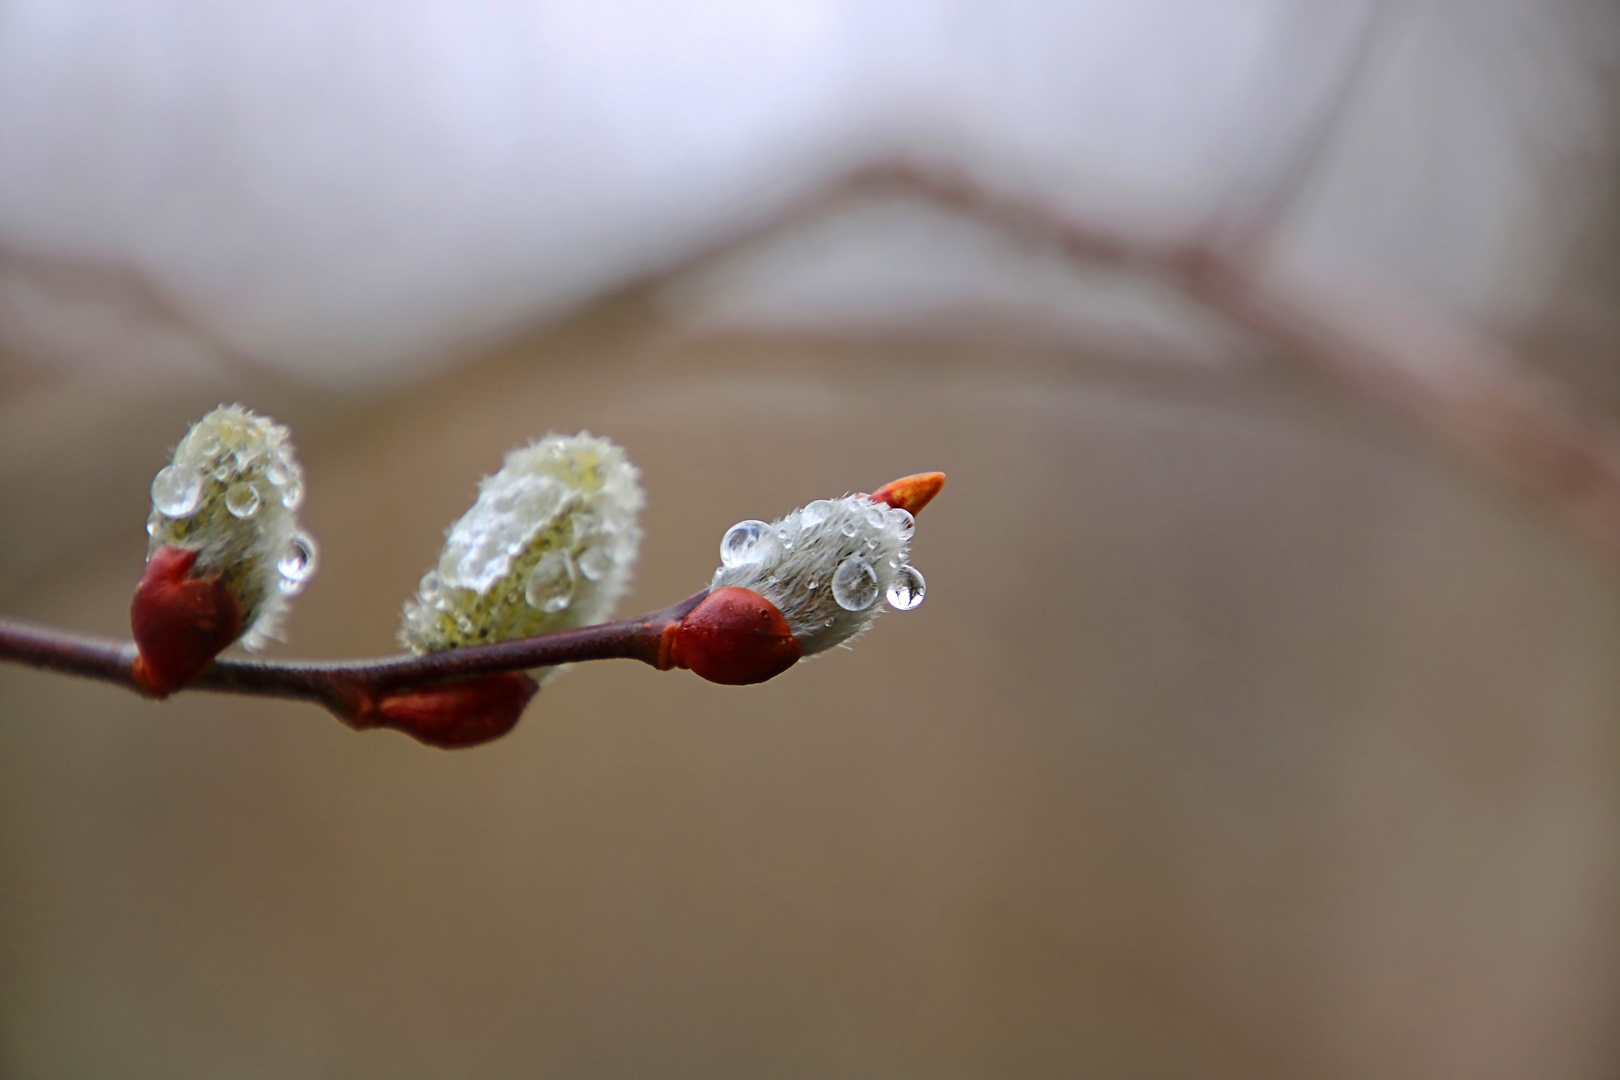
666 586 803 685
368 672 541 749
130 546 243 697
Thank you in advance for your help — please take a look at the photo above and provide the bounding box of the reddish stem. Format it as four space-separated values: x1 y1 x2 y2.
0 590 709 726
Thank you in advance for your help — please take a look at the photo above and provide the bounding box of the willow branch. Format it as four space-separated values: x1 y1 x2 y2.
0 590 708 721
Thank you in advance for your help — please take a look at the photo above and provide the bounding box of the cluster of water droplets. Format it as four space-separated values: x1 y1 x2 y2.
709 492 928 656
440 472 571 595
399 432 644 654
717 499 925 615
144 404 316 650
150 418 306 529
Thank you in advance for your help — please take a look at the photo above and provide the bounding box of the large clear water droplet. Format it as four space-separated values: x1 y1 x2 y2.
226 482 261 519
886 564 926 611
832 554 879 611
277 532 318 595
801 499 833 527
525 550 576 613
886 507 915 540
578 545 613 582
151 463 203 518
720 520 768 567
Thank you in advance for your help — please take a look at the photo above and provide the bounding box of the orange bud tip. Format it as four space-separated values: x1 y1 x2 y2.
870 472 945 515
670 586 802 685
375 672 539 749
130 545 242 696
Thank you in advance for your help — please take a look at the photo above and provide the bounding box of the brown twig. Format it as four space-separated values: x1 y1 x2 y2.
0 590 708 722
867 161 1620 563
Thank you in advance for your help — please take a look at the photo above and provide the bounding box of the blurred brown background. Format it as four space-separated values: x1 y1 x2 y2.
4 2 1620 1077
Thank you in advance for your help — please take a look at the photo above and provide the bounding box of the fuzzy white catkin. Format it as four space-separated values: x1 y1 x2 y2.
146 404 318 650
709 494 919 655
398 432 644 657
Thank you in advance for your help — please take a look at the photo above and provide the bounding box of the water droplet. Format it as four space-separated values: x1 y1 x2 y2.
151 463 203 518
525 551 576 613
806 578 819 590
886 565 926 610
277 532 318 595
801 499 833 527
265 460 289 487
841 519 860 537
419 571 443 600
721 520 768 567
864 505 886 528
887 507 915 540
832 555 879 611
776 525 795 551
570 509 601 539
578 546 613 581
145 520 157 536
280 479 304 510
226 482 261 518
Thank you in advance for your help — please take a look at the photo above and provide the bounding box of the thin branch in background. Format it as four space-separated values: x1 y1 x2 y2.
1215 0 1391 256
0 239 248 373
611 154 1620 567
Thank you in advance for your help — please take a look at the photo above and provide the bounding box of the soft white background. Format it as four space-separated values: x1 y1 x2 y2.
0 0 1610 384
